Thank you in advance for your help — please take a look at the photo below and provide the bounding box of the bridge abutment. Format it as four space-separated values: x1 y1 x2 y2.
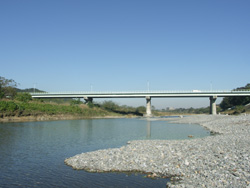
209 96 217 115
145 96 152 117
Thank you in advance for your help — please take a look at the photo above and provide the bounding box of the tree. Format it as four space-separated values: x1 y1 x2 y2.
0 76 18 99
152 105 156 111
136 106 146 113
70 98 83 105
220 97 231 110
220 83 250 110
101 101 119 111
15 93 32 102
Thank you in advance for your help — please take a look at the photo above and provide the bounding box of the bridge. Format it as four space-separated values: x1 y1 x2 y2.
30 90 250 116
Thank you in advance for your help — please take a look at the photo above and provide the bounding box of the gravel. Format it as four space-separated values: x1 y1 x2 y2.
65 115 250 187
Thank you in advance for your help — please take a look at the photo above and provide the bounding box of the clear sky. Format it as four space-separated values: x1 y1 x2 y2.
1 0 249 109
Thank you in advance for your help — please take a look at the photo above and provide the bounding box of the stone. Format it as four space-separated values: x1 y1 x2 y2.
65 114 250 188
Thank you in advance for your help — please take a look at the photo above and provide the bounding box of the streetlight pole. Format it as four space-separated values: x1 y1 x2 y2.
33 83 37 93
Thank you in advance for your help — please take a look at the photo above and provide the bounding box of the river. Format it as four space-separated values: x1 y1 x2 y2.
0 117 210 188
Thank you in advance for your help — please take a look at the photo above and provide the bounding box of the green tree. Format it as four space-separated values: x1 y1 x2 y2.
220 83 250 110
0 101 18 112
101 101 119 111
220 97 231 110
15 93 32 102
136 106 146 113
233 105 245 114
70 98 82 105
0 76 18 99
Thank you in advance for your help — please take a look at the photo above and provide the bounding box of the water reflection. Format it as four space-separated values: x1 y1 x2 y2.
147 120 151 138
0 118 210 188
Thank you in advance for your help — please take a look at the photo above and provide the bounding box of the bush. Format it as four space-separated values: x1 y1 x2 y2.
0 101 18 112
70 99 82 105
15 93 32 102
0 101 8 111
136 106 146 113
0 76 18 99
233 105 245 114
0 91 4 99
87 102 94 108
8 101 18 111
101 101 119 111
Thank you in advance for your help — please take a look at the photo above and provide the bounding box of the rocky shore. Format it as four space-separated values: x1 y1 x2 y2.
65 115 250 187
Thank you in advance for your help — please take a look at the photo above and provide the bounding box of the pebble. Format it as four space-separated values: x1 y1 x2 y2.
65 114 250 187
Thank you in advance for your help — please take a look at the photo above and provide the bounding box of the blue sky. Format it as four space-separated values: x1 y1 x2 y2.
1 0 249 108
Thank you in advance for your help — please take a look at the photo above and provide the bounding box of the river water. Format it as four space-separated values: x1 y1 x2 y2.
0 118 210 188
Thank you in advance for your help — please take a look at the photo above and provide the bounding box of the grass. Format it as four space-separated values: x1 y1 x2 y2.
0 100 119 118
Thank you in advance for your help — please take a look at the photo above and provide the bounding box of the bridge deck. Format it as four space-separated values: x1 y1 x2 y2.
29 90 250 116
30 90 250 98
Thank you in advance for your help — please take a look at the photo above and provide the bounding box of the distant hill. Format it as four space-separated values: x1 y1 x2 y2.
16 88 76 104
16 88 45 93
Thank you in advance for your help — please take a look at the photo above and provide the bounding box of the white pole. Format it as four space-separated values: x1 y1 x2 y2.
33 83 36 93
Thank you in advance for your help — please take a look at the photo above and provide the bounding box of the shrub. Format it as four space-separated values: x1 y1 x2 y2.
15 93 32 102
136 106 146 113
8 101 18 111
0 101 8 111
233 105 245 114
87 102 94 108
0 101 18 112
70 99 82 105
101 101 119 111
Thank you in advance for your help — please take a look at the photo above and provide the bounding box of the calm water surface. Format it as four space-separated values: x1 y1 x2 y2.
0 118 210 188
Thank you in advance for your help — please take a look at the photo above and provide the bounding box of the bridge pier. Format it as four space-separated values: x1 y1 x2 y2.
145 96 152 117
84 97 93 104
209 96 217 115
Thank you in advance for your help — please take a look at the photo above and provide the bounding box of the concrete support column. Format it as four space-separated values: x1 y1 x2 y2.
209 96 217 115
146 96 152 117
84 97 93 104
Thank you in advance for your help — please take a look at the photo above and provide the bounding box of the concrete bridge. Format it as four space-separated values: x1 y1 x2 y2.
30 90 250 116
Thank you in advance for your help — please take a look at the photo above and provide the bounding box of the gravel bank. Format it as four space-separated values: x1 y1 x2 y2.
65 115 250 187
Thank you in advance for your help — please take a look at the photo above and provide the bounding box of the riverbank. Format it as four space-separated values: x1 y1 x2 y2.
0 100 145 123
0 114 133 123
65 115 250 187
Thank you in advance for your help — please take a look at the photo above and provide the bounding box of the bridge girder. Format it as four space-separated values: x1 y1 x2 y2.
30 90 250 116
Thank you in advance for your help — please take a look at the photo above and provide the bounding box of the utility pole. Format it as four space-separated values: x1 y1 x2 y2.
33 83 37 93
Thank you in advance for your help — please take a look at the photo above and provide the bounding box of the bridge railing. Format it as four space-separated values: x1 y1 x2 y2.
29 90 250 95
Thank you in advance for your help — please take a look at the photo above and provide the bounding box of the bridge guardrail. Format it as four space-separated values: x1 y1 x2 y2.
30 90 250 95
